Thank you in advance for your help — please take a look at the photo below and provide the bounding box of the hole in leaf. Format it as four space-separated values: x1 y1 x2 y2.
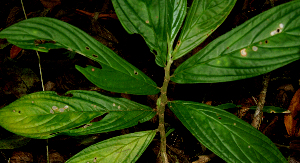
218 117 221 119
50 132 60 135
18 111 21 113
265 40 269 44
34 40 56 46
276 28 281 33
91 113 108 122
134 70 138 75
85 46 90 50
92 54 98 58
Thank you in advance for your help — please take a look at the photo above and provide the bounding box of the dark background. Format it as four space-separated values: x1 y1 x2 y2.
0 0 299 162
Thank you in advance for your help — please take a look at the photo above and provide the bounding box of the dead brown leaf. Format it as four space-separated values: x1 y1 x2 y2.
284 88 300 137
10 45 22 59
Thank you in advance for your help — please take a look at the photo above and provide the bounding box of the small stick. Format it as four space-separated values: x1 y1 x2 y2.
251 73 271 129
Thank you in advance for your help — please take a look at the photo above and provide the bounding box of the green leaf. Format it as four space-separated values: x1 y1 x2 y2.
0 90 155 139
168 100 287 163
0 17 159 95
249 106 290 113
167 0 187 49
172 1 300 83
172 0 237 60
62 91 155 136
66 130 156 163
111 0 187 66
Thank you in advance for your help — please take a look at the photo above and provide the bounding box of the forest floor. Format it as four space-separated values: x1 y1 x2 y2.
0 0 299 162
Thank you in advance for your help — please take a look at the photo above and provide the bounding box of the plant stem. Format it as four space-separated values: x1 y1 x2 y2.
158 58 173 163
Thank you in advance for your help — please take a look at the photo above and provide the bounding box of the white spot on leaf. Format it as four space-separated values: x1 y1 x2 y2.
252 46 258 51
118 105 121 109
113 103 116 107
240 48 247 57
50 109 54 114
64 105 69 109
279 23 284 29
52 106 58 110
270 23 284 36
59 108 64 112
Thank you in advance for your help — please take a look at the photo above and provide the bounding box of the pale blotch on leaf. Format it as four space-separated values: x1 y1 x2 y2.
270 23 284 36
240 48 247 57
50 109 54 114
59 108 64 112
32 101 34 103
13 110 15 112
145 20 149 24
52 106 58 110
279 23 284 29
252 46 258 51
64 105 69 109
118 105 121 109
113 103 116 107
234 123 236 126
91 68 95 72
248 146 251 148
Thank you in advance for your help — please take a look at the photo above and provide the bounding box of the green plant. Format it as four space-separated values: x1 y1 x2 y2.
0 0 299 162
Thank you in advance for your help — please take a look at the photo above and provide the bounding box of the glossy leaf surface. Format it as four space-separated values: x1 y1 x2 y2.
112 0 186 66
168 100 287 163
0 91 155 139
172 1 300 83
172 0 237 60
167 0 187 48
66 130 156 163
0 17 159 95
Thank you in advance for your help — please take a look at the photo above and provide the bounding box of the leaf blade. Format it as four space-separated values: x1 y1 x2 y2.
66 130 156 163
172 1 300 83
0 17 159 95
172 0 237 60
168 100 287 163
111 0 168 67
0 91 155 139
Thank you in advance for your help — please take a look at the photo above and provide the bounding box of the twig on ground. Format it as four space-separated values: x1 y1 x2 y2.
251 73 271 129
